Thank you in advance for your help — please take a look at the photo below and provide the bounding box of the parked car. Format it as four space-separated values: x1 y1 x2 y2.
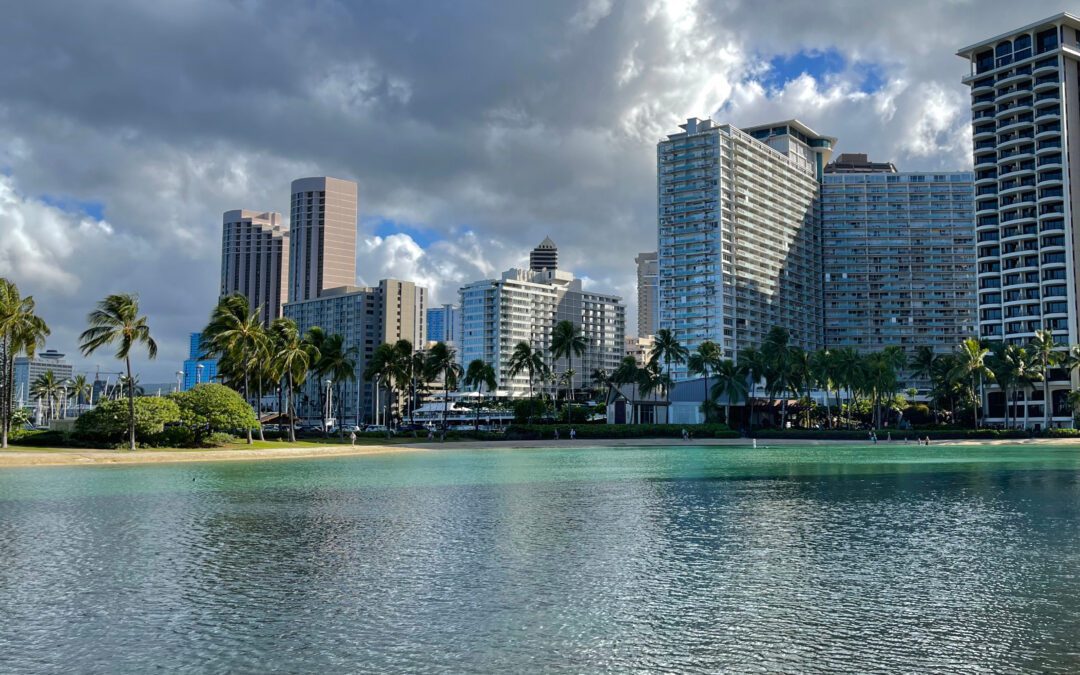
363 424 393 434
398 423 427 432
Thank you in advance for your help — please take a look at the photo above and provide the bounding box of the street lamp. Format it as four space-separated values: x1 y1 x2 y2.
196 364 204 385
325 379 333 431
176 370 184 393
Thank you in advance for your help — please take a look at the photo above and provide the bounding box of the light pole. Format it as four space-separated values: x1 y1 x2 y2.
176 370 184 393
325 379 333 431
196 364 204 385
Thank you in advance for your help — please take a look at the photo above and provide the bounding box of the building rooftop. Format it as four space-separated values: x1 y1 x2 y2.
824 153 898 174
957 12 1080 56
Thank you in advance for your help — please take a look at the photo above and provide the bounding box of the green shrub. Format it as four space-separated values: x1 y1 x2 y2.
143 426 196 448
170 384 257 443
1043 428 1080 438
504 423 736 440
75 397 181 442
513 399 549 423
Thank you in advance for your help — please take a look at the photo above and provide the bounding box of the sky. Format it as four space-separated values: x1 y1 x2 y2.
0 0 1065 381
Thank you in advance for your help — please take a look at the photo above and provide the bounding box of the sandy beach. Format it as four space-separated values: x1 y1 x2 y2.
2 436 1079 468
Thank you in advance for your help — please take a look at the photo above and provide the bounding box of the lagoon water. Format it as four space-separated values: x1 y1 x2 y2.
2 444 1080 673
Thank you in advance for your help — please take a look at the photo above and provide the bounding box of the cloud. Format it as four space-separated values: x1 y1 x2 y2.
0 0 1064 379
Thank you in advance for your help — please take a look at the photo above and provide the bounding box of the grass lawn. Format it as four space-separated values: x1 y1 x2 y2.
1 435 427 454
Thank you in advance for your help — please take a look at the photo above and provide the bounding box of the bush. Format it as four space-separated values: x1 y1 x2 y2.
170 384 257 443
504 423 737 440
75 397 181 442
513 399 549 423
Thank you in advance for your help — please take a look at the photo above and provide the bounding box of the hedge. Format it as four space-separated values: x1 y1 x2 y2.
752 428 1034 441
504 423 738 440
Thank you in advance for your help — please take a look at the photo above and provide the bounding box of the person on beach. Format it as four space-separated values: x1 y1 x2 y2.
350 431 356 447
681 428 688 441
555 428 560 440
570 428 576 440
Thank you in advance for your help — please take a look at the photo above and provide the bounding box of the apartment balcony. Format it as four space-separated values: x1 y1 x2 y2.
1033 78 1060 92
997 117 1034 133
1035 107 1061 122
972 127 997 142
995 86 1032 104
995 99 1033 118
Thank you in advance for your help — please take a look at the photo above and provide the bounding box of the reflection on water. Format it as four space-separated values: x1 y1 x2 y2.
2 445 1080 673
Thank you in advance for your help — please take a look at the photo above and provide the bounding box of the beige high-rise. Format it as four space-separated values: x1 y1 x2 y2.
635 251 658 337
288 177 358 302
220 209 289 325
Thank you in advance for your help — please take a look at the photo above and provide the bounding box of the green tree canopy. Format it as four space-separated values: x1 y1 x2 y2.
75 396 181 441
171 383 257 442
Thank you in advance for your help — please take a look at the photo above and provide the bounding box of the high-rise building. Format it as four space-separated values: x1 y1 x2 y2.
427 303 460 345
625 335 655 368
13 349 73 407
182 333 219 391
823 153 898 174
459 268 625 397
657 117 834 379
635 251 658 337
821 163 977 390
529 236 558 271
283 280 426 425
220 209 289 325
288 177 358 303
958 13 1080 427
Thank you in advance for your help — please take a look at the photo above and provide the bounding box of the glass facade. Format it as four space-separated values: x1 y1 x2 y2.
182 333 218 391
821 172 977 390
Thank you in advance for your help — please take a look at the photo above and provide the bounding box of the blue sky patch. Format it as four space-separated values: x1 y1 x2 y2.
39 193 106 220
761 48 886 94
368 217 441 248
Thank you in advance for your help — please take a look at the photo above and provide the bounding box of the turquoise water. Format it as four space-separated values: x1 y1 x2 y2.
2 444 1080 672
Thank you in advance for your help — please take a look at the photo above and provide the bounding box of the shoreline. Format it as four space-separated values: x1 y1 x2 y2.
2 436 1080 468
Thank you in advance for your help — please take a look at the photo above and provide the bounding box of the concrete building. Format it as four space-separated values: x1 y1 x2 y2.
13 349 73 408
821 163 977 390
427 303 460 345
658 117 834 380
529 236 558 271
958 13 1080 427
823 153 898 174
219 209 289 325
635 251 658 337
283 280 426 425
459 267 625 398
288 177 358 303
182 333 219 391
625 335 655 368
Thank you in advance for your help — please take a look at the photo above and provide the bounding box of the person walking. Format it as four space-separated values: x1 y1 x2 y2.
569 428 577 440
350 431 356 447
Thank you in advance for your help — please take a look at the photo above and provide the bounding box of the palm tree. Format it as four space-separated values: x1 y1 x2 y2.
319 333 358 439
464 359 497 431
687 341 722 422
364 342 397 438
1028 329 1060 429
711 359 749 426
950 337 991 429
650 329 688 408
738 346 767 431
636 360 665 424
507 341 547 420
202 294 266 444
810 350 835 428
591 367 613 404
304 326 330 433
550 320 587 421
67 374 91 417
761 327 793 428
0 279 50 448
270 318 316 443
833 348 864 428
30 370 63 425
426 342 463 439
987 343 1018 429
611 356 641 423
79 294 157 451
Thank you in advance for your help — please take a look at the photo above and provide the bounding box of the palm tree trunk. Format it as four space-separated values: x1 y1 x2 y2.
287 373 296 443
704 369 710 424
1044 358 1051 429
125 355 136 451
257 373 265 442
244 371 253 444
0 338 8 449
971 375 979 429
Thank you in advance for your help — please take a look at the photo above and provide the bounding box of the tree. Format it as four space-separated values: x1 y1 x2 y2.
79 294 158 451
950 338 991 429
67 374 91 417
303 326 330 433
0 279 50 448
550 320 587 421
738 346 767 431
320 333 358 438
464 359 497 431
269 317 316 443
507 342 547 420
687 341 722 422
390 340 423 429
29 370 63 426
1029 329 1060 429
636 360 665 423
611 356 641 423
650 329 688 408
833 347 865 428
810 350 835 428
363 342 397 438
171 383 258 444
711 359 749 426
426 342 463 439
201 294 266 444
761 327 794 429
75 396 180 442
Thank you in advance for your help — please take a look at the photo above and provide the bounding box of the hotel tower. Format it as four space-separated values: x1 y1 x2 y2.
958 12 1080 427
